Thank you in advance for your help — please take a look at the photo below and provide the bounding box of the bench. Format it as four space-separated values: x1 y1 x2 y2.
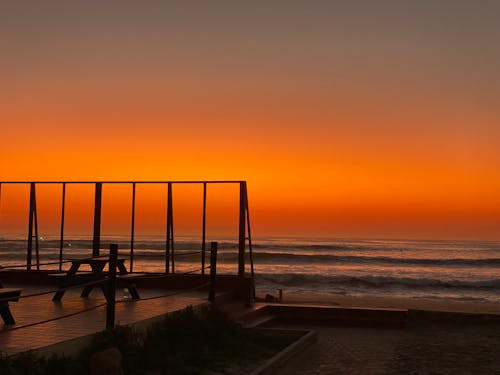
0 288 22 325
49 271 143 301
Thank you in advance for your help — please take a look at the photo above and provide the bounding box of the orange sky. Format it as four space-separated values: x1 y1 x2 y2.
1 1 499 240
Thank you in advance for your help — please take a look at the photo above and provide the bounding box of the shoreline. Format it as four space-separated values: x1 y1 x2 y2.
261 291 500 315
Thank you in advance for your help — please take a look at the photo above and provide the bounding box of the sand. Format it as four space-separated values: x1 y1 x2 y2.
271 291 500 315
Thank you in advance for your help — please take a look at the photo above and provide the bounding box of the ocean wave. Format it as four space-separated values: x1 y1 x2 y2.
251 252 500 266
257 273 500 290
252 243 381 252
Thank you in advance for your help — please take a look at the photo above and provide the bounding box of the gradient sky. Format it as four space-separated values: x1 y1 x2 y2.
1 1 499 240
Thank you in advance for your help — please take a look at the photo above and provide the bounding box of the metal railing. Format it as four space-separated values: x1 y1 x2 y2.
0 181 254 279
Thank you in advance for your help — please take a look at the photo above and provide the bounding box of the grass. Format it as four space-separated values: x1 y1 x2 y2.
0 305 300 374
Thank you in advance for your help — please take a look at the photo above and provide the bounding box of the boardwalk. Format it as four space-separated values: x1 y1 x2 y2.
0 284 207 355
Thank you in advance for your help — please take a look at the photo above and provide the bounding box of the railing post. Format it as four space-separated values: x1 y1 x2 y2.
59 183 66 272
92 182 103 257
209 241 218 303
130 182 136 272
165 183 174 273
106 243 118 329
245 185 255 299
27 183 39 271
201 182 207 275
238 182 246 277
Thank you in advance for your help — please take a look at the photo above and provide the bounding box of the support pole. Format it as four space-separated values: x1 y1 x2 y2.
33 187 39 271
201 182 207 275
130 183 136 272
27 183 39 271
169 184 175 273
245 186 254 279
106 243 118 329
238 182 246 277
165 183 173 273
59 183 66 272
209 241 218 303
92 182 103 257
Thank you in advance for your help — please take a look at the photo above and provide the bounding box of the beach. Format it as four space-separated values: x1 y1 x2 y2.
275 292 500 315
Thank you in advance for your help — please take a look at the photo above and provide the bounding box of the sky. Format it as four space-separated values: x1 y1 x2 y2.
1 1 499 240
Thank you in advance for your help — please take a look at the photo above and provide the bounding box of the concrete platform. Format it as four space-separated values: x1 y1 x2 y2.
239 303 408 328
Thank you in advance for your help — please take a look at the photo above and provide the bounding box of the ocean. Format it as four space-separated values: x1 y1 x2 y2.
1 236 499 304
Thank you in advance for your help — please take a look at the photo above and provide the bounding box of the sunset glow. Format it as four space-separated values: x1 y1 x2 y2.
1 1 499 240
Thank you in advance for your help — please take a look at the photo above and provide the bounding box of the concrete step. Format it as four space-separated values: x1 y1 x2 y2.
241 314 277 328
260 303 408 327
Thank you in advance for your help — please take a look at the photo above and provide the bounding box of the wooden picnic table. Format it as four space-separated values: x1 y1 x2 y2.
50 256 140 301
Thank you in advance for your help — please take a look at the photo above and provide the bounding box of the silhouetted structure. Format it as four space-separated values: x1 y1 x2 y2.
0 181 254 280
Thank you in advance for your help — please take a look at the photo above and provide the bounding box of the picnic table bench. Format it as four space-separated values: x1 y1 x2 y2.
49 256 141 301
0 287 22 325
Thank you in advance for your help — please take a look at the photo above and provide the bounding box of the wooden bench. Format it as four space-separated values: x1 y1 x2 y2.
49 269 143 301
0 288 22 325
49 257 130 301
49 271 106 300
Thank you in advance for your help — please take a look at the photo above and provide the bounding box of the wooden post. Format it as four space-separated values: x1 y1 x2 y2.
59 183 66 272
201 182 207 275
106 243 118 329
92 182 103 257
209 241 218 303
130 183 136 272
238 182 246 277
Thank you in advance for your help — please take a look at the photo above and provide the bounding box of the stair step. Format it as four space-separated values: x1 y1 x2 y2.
241 314 277 328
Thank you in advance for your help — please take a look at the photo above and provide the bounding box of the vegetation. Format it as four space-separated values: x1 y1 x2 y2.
0 305 299 374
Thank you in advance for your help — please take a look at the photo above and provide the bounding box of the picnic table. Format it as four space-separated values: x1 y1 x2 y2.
49 256 140 301
0 280 22 325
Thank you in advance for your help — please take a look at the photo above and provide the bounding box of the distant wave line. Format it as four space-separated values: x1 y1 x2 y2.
257 273 500 290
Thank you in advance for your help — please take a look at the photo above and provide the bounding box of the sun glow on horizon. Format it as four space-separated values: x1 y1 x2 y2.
1 1 500 240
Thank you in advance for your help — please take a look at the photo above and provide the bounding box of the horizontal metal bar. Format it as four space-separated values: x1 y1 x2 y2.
0 180 245 184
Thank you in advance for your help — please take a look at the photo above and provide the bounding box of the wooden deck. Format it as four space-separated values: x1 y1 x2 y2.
0 284 207 355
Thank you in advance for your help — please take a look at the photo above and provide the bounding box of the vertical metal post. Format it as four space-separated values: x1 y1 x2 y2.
92 182 102 257
33 186 40 270
209 241 218 303
59 183 66 271
130 183 136 272
238 182 246 277
106 243 118 329
27 183 39 271
165 183 172 273
169 184 174 273
245 186 254 280
201 182 207 275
